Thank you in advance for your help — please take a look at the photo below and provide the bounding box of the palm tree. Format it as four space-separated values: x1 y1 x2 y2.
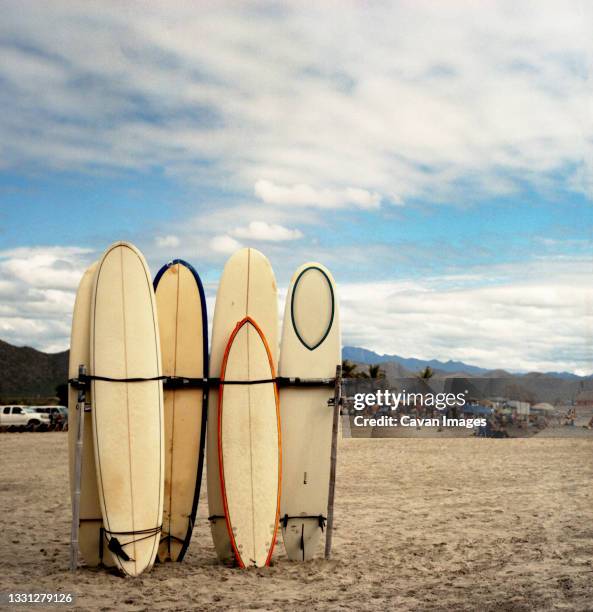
417 365 434 380
415 365 434 421
341 359 358 378
368 364 385 379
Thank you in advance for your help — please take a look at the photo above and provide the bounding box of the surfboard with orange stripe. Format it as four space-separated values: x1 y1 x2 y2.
206 248 281 567
217 316 281 567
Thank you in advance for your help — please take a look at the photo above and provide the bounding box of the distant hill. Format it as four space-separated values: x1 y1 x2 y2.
379 361 414 379
0 339 68 398
342 346 593 404
342 346 589 380
342 346 488 376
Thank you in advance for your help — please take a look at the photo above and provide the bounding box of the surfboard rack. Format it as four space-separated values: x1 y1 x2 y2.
325 365 343 560
69 364 344 565
70 364 87 572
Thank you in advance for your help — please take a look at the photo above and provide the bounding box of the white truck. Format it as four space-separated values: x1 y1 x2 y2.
0 405 51 431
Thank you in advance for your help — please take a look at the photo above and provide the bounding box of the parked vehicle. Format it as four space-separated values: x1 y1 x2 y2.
0 406 51 431
30 406 68 430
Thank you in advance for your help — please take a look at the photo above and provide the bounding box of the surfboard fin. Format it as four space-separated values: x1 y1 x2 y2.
300 525 305 561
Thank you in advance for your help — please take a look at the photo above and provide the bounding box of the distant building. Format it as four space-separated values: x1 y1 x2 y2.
531 402 555 415
506 400 530 415
576 391 593 408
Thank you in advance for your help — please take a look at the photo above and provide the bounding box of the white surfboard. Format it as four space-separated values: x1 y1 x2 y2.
91 242 164 576
207 248 280 567
68 262 113 567
279 263 340 561
154 259 208 562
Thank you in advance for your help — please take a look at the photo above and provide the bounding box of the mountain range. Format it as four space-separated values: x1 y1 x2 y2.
342 346 586 380
0 339 68 399
342 346 593 404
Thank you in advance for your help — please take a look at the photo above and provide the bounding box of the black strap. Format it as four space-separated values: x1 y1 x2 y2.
100 525 162 562
70 374 336 389
277 377 335 388
90 374 169 383
207 514 226 522
281 514 327 532
211 377 276 386
160 533 186 545
70 374 167 389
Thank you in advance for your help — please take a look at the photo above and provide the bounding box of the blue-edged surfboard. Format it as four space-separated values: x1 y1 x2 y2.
154 259 208 562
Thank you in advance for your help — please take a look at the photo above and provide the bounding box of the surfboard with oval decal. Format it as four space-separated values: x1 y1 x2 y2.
279 263 340 561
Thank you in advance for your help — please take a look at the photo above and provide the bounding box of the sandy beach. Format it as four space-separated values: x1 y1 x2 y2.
1 432 592 611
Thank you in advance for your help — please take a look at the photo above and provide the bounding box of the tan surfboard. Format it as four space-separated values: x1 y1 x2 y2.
207 248 280 567
91 241 164 577
68 262 113 567
153 260 208 562
279 263 341 561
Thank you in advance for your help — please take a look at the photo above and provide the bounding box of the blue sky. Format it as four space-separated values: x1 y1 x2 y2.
0 1 592 373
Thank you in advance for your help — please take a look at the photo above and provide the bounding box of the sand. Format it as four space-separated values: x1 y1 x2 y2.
1 432 592 611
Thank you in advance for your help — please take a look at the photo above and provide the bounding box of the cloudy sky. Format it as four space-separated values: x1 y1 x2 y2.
1 1 592 373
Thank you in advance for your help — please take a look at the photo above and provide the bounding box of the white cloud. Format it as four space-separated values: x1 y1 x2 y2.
155 235 180 248
140 201 320 268
0 246 94 351
254 180 381 209
0 1 588 208
231 221 303 241
0 247 93 290
209 235 242 254
340 258 593 375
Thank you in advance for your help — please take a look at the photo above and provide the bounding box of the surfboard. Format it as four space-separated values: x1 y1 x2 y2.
206 248 280 567
91 241 164 577
153 260 208 562
68 262 113 568
279 263 340 561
